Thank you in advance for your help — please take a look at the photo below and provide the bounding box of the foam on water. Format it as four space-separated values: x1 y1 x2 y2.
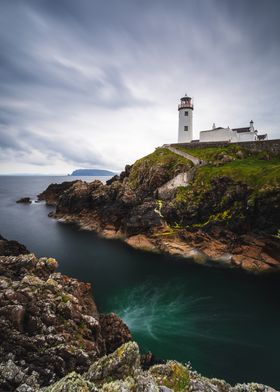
110 279 251 346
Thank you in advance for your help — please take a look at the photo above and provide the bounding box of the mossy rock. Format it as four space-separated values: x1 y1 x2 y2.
85 342 140 385
43 372 95 392
128 148 193 193
149 361 190 392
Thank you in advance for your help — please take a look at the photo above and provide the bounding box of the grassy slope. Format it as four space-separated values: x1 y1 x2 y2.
177 145 280 189
165 145 280 233
128 147 193 190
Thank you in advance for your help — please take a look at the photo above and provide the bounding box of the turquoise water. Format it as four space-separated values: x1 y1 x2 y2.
0 176 279 388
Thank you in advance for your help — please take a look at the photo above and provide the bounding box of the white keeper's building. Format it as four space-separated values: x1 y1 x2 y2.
178 94 268 143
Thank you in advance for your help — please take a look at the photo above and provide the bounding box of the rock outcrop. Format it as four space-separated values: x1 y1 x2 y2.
38 146 280 274
0 235 29 256
44 341 276 392
0 237 131 391
37 180 79 206
16 197 32 204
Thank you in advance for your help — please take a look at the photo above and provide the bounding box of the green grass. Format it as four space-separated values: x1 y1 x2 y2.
128 148 193 189
177 144 270 162
133 147 193 168
194 157 280 188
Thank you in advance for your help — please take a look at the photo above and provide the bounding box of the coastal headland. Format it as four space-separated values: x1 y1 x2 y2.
37 140 280 274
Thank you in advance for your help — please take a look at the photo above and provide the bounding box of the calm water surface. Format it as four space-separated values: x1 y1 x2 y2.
0 176 279 388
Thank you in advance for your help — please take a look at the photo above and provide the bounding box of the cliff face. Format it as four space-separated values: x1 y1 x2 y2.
0 237 131 391
0 238 276 391
39 145 280 273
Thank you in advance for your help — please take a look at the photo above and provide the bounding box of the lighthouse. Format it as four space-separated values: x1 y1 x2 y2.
178 94 193 143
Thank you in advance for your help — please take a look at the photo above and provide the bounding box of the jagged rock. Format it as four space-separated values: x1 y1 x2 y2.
37 181 79 205
16 197 32 204
0 235 29 256
85 342 140 385
44 341 276 391
0 251 131 390
106 175 120 185
0 359 40 391
100 313 132 354
43 372 96 392
149 361 190 392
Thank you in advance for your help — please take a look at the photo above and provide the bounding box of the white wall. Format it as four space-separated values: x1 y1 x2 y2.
178 108 193 143
199 128 236 142
237 132 256 142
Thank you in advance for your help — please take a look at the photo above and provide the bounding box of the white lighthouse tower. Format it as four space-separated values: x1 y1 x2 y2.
178 94 193 143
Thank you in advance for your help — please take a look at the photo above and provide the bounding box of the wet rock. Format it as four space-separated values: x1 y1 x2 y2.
100 313 132 354
0 235 29 256
16 197 32 204
37 181 79 206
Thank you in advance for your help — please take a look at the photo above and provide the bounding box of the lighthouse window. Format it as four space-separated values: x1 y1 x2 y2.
184 126 188 131
184 111 188 116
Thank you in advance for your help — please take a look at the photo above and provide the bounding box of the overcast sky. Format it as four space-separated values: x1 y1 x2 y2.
0 0 280 174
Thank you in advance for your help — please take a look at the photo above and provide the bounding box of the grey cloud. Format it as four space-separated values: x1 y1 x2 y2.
0 0 279 173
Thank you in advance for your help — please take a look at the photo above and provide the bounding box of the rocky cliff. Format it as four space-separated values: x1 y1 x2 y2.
0 237 131 391
0 237 276 391
38 145 280 274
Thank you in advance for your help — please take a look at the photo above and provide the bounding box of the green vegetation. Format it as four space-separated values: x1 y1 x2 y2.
177 144 271 162
195 157 280 188
150 361 190 392
167 144 280 233
176 144 280 188
191 209 233 228
128 148 193 190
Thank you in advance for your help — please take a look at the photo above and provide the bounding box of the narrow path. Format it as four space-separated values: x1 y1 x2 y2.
156 144 203 194
162 144 202 166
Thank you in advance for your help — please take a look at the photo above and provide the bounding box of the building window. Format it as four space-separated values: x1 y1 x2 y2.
184 111 188 116
184 126 188 132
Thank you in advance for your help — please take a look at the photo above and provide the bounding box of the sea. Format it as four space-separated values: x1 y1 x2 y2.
0 175 279 389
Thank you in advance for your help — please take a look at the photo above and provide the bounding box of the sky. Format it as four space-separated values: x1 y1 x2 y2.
0 0 280 174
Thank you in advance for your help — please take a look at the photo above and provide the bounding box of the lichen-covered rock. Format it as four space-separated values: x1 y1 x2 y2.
0 250 131 390
0 358 40 391
43 372 96 392
44 342 277 392
85 342 140 385
149 361 190 392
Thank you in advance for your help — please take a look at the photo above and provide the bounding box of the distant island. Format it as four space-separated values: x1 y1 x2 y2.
70 169 115 176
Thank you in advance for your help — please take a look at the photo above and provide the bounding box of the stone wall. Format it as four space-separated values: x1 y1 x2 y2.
171 139 280 156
